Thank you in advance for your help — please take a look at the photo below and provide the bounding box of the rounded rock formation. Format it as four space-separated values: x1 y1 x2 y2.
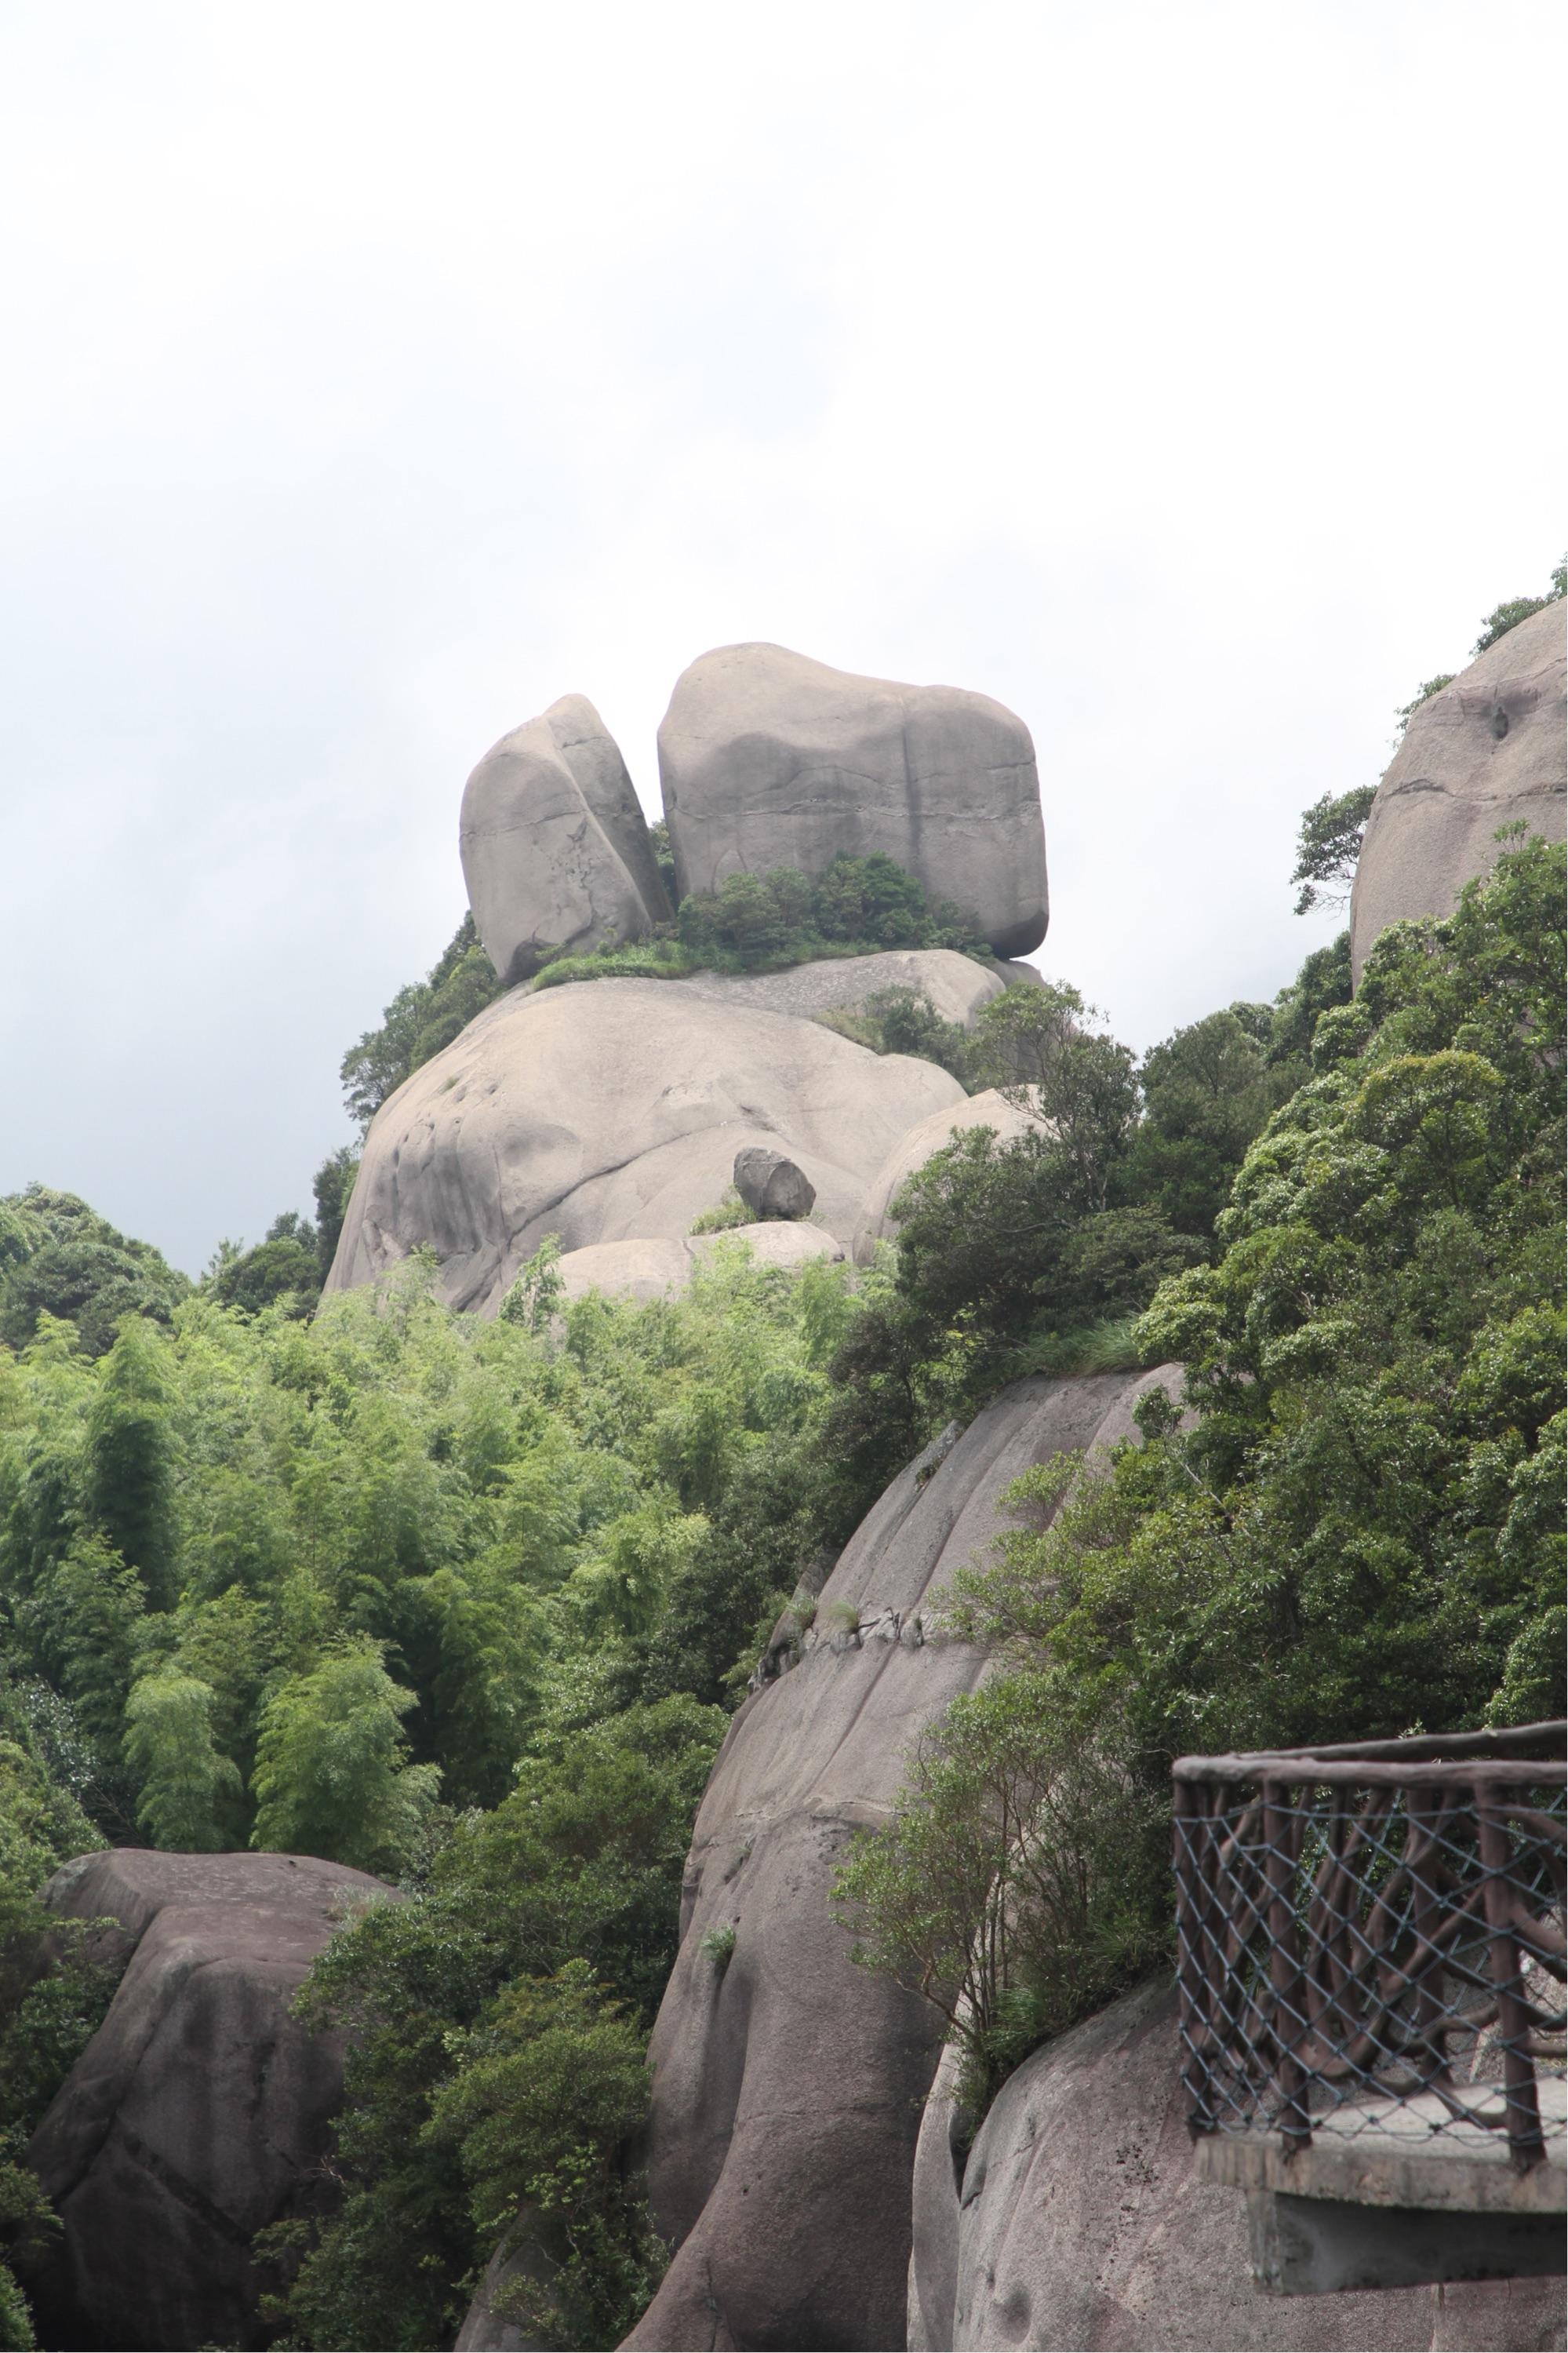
671 945 1013 1029
853 1086 1046 1264
657 643 1049 959
460 694 671 983
620 1364 1183 2353
913 1976 1566 2352
325 975 963 1316
1350 601 1566 983
22 1848 395 2353
732 1144 815 1219
555 1223 843 1308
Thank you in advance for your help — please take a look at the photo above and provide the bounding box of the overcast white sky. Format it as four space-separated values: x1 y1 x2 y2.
0 1 1563 1274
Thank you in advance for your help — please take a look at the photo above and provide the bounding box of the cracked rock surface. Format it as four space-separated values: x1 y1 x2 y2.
460 694 671 983
23 1848 394 2353
618 1366 1181 2353
324 974 964 1316
1350 600 1566 983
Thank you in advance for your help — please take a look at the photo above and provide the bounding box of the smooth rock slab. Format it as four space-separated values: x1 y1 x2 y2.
620 1365 1182 2353
460 694 671 983
23 1849 395 2353
325 974 962 1317
1350 600 1566 983
916 1976 1566 2352
658 643 1049 958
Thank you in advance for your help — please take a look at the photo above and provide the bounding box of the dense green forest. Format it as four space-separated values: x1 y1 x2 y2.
0 577 1563 2346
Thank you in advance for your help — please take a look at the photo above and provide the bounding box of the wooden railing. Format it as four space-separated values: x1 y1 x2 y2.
1173 1723 1567 2167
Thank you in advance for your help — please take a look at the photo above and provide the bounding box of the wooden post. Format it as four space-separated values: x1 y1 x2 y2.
1263 1779 1311 2152
1476 1793 1544 2166
1173 1776 1213 2136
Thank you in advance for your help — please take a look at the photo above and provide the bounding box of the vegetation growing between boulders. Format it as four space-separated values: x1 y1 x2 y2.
2 592 1562 2343
835 834 1566 2114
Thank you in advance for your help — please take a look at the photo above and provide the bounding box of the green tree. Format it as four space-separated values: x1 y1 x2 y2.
80 1319 178 1610
206 1213 320 1317
0 1189 188 1360
841 834 1565 2120
424 1962 659 2351
312 1146 361 1281
263 1699 721 2351
122 1667 242 1851
340 914 507 1130
249 1641 441 1875
1290 784 1377 915
1472 555 1566 654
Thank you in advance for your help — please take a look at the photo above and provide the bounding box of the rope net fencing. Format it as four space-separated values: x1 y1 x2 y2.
1173 1722 1566 2165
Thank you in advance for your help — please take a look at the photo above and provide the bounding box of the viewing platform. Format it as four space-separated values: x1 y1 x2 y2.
1173 1721 1566 2295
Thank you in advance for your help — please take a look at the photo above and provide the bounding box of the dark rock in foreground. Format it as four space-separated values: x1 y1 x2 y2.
23 1848 395 2353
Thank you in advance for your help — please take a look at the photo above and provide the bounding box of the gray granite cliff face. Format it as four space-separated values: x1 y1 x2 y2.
1351 601 1566 982
620 1366 1182 2353
324 971 966 1315
657 642 1049 959
460 694 670 983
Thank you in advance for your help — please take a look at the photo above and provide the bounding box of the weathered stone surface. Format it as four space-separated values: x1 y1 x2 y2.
687 1222 842 1277
621 1366 1183 2353
919 1976 1566 2353
23 1849 395 2353
556 1237 693 1306
732 1145 814 1219
673 947 1010 1029
658 643 1049 957
853 1087 1046 1264
1351 601 1566 982
460 694 671 984
326 975 962 1316
555 1224 843 1308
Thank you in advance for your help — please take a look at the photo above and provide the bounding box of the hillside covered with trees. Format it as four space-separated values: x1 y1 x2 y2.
0 580 1563 2351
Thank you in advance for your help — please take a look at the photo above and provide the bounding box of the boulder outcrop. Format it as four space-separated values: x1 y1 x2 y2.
620 1365 1182 2353
672 945 1014 1029
1350 601 1566 982
22 1848 395 2353
853 1086 1046 1264
912 1976 1566 2353
460 694 671 983
555 1223 844 1308
326 976 963 1316
732 1145 814 1219
657 643 1049 958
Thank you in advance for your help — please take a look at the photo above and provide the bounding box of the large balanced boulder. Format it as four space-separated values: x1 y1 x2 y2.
326 974 963 1316
913 1976 1566 2353
657 643 1049 958
620 1365 1181 2353
22 1848 395 2353
460 694 671 983
1350 600 1566 982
